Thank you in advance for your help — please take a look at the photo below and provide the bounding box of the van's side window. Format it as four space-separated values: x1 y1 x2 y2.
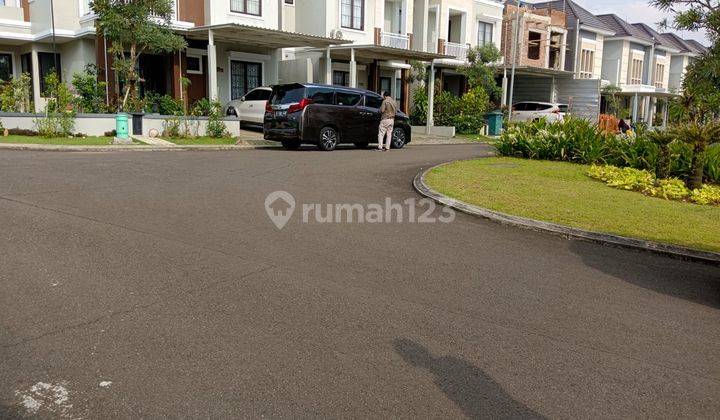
365 95 383 109
307 87 334 104
335 91 362 106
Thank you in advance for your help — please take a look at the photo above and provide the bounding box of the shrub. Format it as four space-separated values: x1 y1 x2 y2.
104 129 117 137
162 115 182 138
71 65 107 113
8 128 38 136
0 73 32 112
35 73 75 137
454 86 489 134
587 164 718 205
204 100 229 138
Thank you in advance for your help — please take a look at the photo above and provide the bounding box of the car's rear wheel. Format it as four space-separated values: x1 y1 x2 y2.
353 142 369 149
390 127 406 149
281 139 301 150
318 127 339 151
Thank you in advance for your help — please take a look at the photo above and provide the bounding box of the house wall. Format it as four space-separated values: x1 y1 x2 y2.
601 39 623 85
502 5 565 69
473 0 503 51
206 0 281 29
668 54 688 92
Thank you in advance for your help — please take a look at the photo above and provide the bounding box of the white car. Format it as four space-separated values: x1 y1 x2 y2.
225 87 272 126
511 101 565 123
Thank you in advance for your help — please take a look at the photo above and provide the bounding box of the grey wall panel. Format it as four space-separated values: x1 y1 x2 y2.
556 78 601 121
511 76 554 103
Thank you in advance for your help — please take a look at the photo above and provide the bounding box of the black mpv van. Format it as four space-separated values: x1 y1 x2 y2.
263 83 411 151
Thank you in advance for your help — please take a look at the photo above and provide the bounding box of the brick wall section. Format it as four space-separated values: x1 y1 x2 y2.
179 0 205 26
501 4 566 68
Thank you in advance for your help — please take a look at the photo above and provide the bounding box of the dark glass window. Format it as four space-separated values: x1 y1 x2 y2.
0 53 12 81
230 60 262 100
38 52 61 96
244 88 270 101
271 84 306 105
365 95 383 109
306 87 334 104
186 55 201 73
335 90 362 106
341 0 364 30
230 0 261 16
333 70 349 86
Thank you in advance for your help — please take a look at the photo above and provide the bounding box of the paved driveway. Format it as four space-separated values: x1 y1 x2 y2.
0 146 718 418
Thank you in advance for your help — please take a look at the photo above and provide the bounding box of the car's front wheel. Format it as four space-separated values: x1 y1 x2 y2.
318 127 339 151
281 139 301 150
390 127 406 149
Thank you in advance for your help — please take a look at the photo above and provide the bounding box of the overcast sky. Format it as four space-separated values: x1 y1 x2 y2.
525 0 710 45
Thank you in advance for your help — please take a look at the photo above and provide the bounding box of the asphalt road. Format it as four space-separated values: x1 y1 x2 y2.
0 145 718 419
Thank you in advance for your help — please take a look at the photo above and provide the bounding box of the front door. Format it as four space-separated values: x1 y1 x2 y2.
230 60 262 101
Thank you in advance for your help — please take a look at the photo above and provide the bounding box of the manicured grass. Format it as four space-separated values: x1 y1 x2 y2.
455 133 492 142
425 157 720 252
166 136 237 145
0 135 120 145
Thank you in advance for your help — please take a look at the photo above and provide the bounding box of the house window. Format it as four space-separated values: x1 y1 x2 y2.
0 53 12 81
655 63 665 88
630 58 643 85
477 22 493 46
579 49 594 79
38 52 61 96
186 55 202 74
527 32 541 60
230 60 262 100
333 70 349 86
284 0 294 3
230 0 261 16
341 0 364 30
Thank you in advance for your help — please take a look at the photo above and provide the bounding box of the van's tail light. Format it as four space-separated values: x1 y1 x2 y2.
265 101 273 113
288 98 313 114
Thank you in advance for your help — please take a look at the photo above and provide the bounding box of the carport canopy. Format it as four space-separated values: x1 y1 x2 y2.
185 24 350 101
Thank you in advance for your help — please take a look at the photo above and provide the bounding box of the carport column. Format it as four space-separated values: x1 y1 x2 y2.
662 99 669 129
426 61 435 134
208 29 218 101
325 47 332 84
632 93 639 123
349 48 357 88
31 47 41 113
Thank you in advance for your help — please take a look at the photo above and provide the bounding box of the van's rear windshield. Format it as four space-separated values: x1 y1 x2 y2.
271 85 305 105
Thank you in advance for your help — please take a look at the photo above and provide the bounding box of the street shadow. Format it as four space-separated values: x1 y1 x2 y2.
0 403 24 419
393 338 545 419
569 241 720 309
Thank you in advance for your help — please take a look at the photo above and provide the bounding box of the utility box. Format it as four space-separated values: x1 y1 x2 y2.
486 111 504 136
131 112 144 136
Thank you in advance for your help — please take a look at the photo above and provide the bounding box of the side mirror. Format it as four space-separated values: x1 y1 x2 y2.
240 96 246 102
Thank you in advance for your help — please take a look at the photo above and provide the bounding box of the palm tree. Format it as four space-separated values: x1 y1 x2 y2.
646 130 675 179
672 120 720 189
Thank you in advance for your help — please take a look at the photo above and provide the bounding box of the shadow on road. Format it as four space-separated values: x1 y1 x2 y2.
393 338 544 419
569 241 720 309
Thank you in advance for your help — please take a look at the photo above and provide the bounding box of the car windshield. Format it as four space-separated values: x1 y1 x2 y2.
271 84 306 105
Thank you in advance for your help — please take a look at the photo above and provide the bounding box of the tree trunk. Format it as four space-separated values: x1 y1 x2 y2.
687 143 705 190
656 145 670 179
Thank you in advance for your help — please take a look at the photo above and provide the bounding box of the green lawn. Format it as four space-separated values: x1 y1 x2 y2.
166 136 238 145
454 133 492 142
425 157 720 253
0 135 121 145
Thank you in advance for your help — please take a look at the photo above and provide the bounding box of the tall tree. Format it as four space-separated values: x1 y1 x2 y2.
458 44 503 105
650 0 719 43
92 0 187 111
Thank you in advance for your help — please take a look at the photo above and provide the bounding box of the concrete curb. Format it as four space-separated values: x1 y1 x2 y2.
414 161 720 266
0 143 281 152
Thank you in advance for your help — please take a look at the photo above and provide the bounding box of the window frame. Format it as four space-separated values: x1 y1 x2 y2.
0 52 13 82
333 70 349 87
230 0 262 17
654 63 665 88
527 31 541 60
477 21 493 47
579 49 594 79
229 60 263 100
630 58 643 85
38 52 61 97
185 54 203 75
340 0 364 31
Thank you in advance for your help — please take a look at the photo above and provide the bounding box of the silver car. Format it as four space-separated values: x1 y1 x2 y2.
225 87 272 126
511 101 565 123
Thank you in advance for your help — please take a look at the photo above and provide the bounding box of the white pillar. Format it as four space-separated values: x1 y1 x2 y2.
545 27 551 69
648 97 656 126
325 47 332 84
426 61 435 134
31 47 41 112
208 29 218 101
501 67 508 108
560 31 567 71
391 70 398 99
270 48 281 85
632 93 639 123
349 48 357 88
662 99 669 129
422 0 429 52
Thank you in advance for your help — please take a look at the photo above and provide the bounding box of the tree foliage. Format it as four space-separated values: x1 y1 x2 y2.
457 44 503 105
650 0 719 43
92 0 187 111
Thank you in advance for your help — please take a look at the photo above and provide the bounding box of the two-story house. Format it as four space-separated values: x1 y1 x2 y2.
597 14 679 125
659 32 706 92
422 0 504 96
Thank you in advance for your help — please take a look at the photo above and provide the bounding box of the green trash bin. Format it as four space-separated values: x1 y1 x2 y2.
485 110 504 136
115 113 129 139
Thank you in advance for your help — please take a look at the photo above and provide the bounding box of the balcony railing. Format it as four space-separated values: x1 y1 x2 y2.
380 32 410 50
445 42 469 61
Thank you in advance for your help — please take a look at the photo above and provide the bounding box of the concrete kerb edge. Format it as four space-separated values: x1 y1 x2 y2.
413 160 720 266
0 143 282 152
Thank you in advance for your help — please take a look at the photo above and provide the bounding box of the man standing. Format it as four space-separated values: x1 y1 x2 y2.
377 91 397 151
